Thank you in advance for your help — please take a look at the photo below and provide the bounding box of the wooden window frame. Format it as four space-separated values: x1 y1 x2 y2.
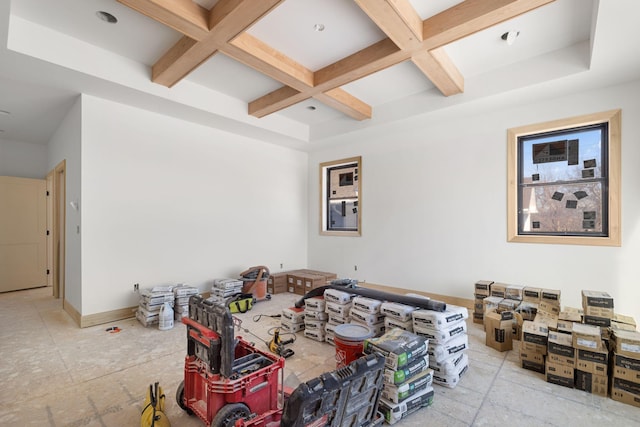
507 110 621 246
319 156 362 237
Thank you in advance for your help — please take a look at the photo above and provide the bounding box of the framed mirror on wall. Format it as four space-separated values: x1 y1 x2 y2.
320 156 361 236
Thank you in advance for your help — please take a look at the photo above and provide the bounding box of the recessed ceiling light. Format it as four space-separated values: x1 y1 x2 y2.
307 105 317 111
501 30 520 46
0 109 10 116
313 24 325 32
96 11 118 24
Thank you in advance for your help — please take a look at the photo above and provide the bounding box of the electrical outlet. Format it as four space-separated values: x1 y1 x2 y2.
280 263 283 269
133 283 139 292
354 265 358 271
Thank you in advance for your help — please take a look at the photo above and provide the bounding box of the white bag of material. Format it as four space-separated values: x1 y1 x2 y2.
428 333 468 363
412 305 468 329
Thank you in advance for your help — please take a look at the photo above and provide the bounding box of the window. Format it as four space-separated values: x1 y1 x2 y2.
320 157 361 236
507 110 621 246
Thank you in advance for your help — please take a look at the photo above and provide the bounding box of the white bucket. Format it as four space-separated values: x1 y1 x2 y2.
159 302 174 331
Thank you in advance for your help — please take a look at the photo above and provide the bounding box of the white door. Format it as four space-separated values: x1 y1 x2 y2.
0 176 47 292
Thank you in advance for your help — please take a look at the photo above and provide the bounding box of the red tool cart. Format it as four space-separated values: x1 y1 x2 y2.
177 297 284 427
177 296 385 427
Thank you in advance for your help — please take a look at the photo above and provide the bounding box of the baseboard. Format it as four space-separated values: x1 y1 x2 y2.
80 306 137 328
75 292 212 328
63 300 81 327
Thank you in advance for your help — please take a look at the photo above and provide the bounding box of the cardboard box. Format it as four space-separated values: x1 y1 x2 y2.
612 329 640 359
611 386 640 408
583 306 614 319
498 298 520 312
583 315 611 328
505 284 525 300
534 312 558 331
521 340 547 356
575 370 608 397
483 296 503 313
286 273 306 295
490 283 507 298
523 287 542 303
538 301 560 317
557 309 581 333
267 283 287 294
581 290 614 309
267 273 288 294
485 310 514 352
520 348 545 365
540 288 561 305
299 273 326 292
613 353 640 382
546 361 574 388
516 301 538 321
521 359 545 374
474 280 493 298
572 322 604 351
472 312 484 324
474 296 485 314
522 320 549 347
575 348 608 375
267 272 288 286
613 313 637 329
612 377 640 399
547 331 575 367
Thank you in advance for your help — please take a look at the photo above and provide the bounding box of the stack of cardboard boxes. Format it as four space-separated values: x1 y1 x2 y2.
477 281 640 408
610 329 640 406
473 280 493 324
266 269 338 295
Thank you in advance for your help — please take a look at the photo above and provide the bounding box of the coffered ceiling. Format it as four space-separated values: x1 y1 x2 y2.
1 0 638 149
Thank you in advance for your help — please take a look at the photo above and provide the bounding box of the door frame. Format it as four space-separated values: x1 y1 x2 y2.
46 160 66 302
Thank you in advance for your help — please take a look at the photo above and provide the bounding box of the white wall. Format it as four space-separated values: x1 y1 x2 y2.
47 96 82 311
0 138 48 178
308 79 640 322
80 96 308 315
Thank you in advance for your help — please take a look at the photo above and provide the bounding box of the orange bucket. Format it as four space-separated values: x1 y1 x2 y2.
334 323 374 368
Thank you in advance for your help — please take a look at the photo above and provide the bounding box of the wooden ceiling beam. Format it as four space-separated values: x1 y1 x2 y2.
412 48 464 96
135 0 284 87
315 89 372 121
421 0 555 49
117 0 210 41
355 0 463 97
225 32 313 90
354 0 422 50
248 38 405 119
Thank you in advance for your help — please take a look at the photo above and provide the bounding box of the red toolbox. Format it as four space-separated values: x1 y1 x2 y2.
178 297 284 427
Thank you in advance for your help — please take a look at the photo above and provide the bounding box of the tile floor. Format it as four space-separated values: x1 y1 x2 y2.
1 286 639 427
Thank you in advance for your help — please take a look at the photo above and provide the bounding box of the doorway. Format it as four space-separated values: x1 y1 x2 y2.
46 160 66 302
